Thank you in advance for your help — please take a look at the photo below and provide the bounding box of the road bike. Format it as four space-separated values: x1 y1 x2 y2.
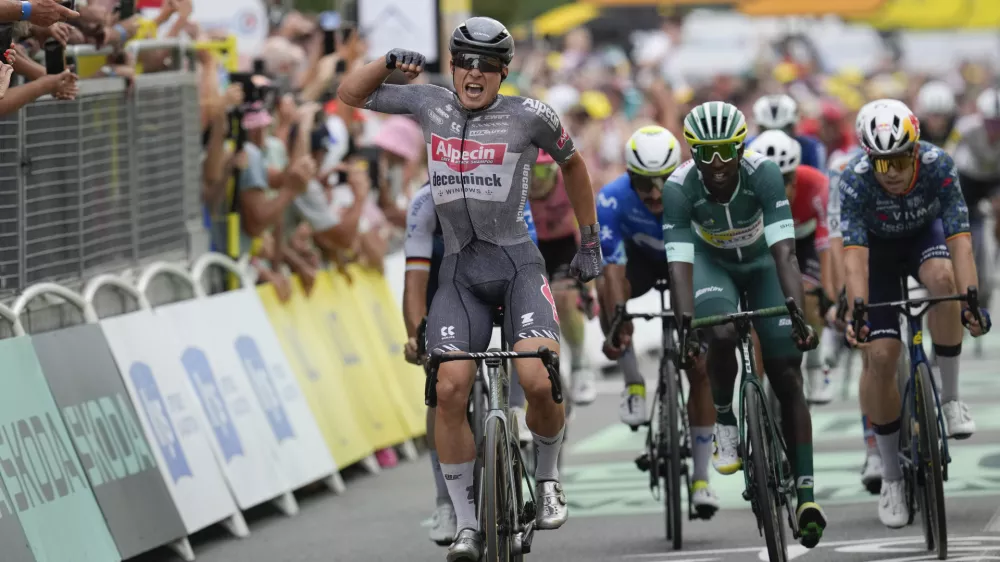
679 297 811 562
605 279 694 549
850 283 982 560
424 307 565 561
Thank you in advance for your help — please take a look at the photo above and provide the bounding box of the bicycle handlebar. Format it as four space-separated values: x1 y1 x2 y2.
677 298 810 356
605 303 674 348
851 285 982 344
423 347 564 407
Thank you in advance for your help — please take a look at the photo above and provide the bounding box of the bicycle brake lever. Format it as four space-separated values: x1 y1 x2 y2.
538 347 564 404
851 298 866 345
967 285 983 326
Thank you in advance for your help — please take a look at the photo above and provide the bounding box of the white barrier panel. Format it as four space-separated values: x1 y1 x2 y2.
191 288 337 489
154 298 292 510
100 310 240 534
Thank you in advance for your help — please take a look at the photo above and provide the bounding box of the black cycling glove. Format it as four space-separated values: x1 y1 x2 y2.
385 49 426 70
569 223 603 282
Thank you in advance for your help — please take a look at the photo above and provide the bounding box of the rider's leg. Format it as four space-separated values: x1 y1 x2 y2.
798 237 831 404
919 225 975 439
509 265 569 530
686 354 719 515
508 365 531 444
691 255 742 474
597 266 648 426
748 258 825 546
556 286 593 404
427 407 457 544
427 266 496 542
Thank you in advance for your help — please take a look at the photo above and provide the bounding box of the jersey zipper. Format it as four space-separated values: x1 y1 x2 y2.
458 115 477 243
723 203 743 262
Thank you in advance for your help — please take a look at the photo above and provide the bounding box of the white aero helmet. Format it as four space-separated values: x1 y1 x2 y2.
976 88 1000 120
752 94 799 131
857 99 920 157
625 125 681 177
915 81 957 115
748 129 801 174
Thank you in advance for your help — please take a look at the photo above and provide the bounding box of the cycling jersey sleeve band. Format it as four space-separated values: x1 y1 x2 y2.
665 242 694 263
406 257 432 272
765 219 795 246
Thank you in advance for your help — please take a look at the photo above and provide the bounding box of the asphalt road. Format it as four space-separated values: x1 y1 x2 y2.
134 331 1000 562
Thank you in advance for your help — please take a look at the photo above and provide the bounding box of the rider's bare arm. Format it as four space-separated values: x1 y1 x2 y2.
662 176 696 320
561 153 598 226
336 58 396 108
403 270 429 338
938 161 977 294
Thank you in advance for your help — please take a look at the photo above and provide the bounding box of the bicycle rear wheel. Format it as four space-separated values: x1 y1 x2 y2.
483 416 518 562
659 359 682 549
745 383 788 562
915 362 947 560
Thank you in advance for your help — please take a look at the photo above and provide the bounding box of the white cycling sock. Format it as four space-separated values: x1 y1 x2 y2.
430 451 450 506
618 346 644 386
872 420 903 482
936 354 960 403
532 425 565 482
441 461 478 531
820 325 841 369
691 426 714 483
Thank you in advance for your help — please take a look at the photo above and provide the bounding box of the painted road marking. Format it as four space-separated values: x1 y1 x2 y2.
628 536 1000 561
571 403 1000 455
987 505 1000 533
561 445 1000 517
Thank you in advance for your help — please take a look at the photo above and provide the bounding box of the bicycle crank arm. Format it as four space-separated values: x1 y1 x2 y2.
514 521 535 555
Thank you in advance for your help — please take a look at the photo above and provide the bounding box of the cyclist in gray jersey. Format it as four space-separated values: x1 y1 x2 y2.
339 17 602 562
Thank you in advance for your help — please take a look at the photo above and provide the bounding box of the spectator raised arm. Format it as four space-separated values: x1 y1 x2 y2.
0 0 77 26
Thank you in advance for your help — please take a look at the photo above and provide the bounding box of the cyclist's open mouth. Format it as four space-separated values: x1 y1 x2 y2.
465 83 484 98
712 172 727 182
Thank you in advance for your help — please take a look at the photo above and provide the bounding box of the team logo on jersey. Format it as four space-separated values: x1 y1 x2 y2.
522 98 560 132
922 149 940 164
556 127 570 150
540 275 560 323
431 134 508 172
853 159 870 174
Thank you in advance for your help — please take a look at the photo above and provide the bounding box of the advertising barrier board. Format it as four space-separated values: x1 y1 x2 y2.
257 280 375 468
192 288 337 489
345 265 425 437
0 336 117 561
31 325 187 559
308 271 409 450
99 310 240 534
153 298 293 510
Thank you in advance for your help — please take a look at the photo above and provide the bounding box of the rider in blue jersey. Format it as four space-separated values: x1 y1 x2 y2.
402 181 537 546
595 126 720 518
751 94 827 171
841 100 991 529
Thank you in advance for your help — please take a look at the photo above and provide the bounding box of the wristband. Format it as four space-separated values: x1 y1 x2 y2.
20 1 31 21
579 223 600 236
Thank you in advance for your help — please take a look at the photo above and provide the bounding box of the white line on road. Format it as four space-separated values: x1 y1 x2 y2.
623 536 921 558
986 505 1000 533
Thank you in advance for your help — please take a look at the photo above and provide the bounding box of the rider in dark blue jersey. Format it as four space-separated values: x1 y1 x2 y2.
750 94 827 171
841 100 991 529
594 125 719 517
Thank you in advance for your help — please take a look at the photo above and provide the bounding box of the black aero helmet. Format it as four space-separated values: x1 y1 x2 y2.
449 17 515 66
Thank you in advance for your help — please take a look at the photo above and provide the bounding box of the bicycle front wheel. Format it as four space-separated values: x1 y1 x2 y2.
745 384 788 562
483 416 518 562
659 359 682 549
915 362 947 560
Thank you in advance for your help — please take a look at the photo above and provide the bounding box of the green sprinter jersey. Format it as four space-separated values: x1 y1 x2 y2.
662 151 795 265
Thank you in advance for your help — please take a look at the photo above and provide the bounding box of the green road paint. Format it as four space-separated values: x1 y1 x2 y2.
571 403 1000 455
560 443 1000 518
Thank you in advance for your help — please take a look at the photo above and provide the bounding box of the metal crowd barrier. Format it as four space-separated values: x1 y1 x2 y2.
0 39 203 306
